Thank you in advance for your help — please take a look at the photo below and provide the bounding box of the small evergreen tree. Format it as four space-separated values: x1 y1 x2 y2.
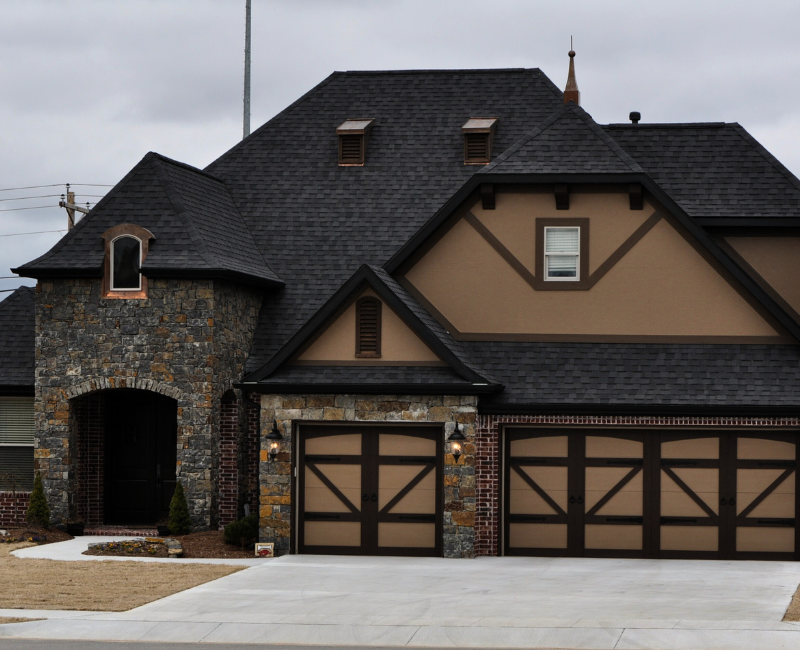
168 481 192 535
25 472 50 528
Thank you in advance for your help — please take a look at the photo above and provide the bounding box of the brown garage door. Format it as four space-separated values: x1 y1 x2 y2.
505 429 798 560
298 424 442 556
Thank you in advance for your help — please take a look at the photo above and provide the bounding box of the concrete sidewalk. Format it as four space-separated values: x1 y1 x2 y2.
2 554 800 648
11 536 268 566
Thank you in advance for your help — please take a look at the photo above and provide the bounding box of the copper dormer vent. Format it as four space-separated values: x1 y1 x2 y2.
462 117 498 164
337 118 374 166
564 48 580 105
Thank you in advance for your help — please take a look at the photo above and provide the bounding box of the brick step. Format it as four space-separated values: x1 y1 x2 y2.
83 526 158 537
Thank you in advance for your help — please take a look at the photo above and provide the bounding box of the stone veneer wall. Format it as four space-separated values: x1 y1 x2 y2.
34 277 262 527
258 394 478 558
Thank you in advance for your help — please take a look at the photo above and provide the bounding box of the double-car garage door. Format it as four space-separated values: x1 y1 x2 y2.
505 429 799 560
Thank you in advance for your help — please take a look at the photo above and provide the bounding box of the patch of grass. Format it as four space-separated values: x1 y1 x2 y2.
784 583 800 621
0 542 243 612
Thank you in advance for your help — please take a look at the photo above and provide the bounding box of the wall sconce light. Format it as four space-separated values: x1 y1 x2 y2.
266 420 283 462
448 424 466 463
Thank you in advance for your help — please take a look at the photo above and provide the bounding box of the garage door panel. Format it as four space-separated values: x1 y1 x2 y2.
378 523 435 548
661 525 718 552
509 523 568 549
662 438 719 459
379 434 436 457
305 465 362 513
585 524 642 550
306 433 362 455
738 438 795 460
509 436 569 458
586 436 642 458
379 466 436 514
737 526 794 553
305 521 362 547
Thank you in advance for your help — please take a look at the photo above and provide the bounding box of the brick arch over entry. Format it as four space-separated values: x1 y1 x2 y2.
65 377 182 402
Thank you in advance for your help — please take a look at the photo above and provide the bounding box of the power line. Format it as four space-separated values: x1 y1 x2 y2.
0 183 113 193
0 194 105 203
0 205 61 212
0 229 66 237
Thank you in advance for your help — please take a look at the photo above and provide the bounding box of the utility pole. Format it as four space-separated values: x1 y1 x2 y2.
243 0 251 139
59 183 90 230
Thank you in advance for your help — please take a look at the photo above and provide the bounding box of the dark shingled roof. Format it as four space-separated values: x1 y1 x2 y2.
14 153 282 287
0 287 34 390
255 365 476 390
466 342 800 409
605 123 800 220
204 69 564 371
481 103 643 175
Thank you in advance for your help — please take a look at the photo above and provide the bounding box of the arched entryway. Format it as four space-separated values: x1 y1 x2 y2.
73 389 177 526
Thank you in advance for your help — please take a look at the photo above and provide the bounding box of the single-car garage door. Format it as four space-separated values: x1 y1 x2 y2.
298 424 443 556
504 429 798 560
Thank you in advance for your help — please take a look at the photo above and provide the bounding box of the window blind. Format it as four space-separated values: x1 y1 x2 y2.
0 398 34 446
0 446 34 491
545 227 579 253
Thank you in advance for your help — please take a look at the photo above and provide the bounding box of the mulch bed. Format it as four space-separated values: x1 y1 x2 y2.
0 526 72 546
177 530 254 559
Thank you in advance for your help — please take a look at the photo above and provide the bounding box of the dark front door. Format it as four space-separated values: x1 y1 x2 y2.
104 390 177 525
298 425 443 556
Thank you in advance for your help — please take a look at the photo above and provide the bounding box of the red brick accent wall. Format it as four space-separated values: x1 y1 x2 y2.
243 394 261 514
0 492 29 526
218 394 239 527
475 413 800 557
74 392 105 526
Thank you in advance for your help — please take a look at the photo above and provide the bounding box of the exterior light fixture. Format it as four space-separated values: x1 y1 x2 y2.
266 420 283 462
448 424 466 463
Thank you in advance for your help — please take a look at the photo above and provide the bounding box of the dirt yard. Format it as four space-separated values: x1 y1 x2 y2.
0 542 243 611
0 617 41 625
785 584 800 621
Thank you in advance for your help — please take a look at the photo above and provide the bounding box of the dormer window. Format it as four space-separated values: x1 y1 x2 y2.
111 236 142 290
101 224 154 299
355 296 381 358
462 117 497 164
337 119 374 166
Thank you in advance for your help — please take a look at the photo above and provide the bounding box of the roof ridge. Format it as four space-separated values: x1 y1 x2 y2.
149 152 225 184
571 106 643 172
605 122 727 129
334 67 539 75
150 156 221 270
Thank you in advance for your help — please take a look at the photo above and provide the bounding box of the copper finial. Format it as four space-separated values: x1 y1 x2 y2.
563 40 580 105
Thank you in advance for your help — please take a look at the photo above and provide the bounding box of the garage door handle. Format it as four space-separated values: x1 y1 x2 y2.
720 497 735 506
363 494 369 502
371 493 377 502
577 496 584 505
569 496 576 504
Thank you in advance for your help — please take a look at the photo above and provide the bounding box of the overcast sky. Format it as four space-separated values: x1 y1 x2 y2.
2 0 799 294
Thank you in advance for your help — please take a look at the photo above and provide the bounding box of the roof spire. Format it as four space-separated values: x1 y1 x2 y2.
563 38 580 105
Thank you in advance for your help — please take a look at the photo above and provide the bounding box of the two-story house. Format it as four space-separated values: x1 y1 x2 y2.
2 53 800 561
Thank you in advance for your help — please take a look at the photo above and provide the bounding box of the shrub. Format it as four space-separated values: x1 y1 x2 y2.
224 513 258 548
168 481 192 535
25 472 50 528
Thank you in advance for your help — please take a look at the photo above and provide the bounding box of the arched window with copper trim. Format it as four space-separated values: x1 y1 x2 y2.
101 224 154 299
355 297 381 358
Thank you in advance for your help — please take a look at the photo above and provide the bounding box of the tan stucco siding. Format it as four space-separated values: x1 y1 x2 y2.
404 198 781 339
471 190 653 275
296 289 442 363
726 237 800 316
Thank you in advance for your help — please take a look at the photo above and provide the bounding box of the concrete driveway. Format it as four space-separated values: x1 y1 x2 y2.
2 554 800 648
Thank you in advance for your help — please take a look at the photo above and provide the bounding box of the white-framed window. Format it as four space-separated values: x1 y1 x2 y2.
544 226 580 281
0 397 34 492
110 235 142 291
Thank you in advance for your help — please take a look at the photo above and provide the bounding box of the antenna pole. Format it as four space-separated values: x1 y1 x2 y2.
243 0 251 139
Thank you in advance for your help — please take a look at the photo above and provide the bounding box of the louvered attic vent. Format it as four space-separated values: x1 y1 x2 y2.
337 118 374 166
462 117 498 164
356 296 382 358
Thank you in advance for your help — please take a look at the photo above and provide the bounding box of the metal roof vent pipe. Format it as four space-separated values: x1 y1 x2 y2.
629 111 641 125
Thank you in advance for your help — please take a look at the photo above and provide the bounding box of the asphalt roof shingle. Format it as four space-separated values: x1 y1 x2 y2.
0 287 34 389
